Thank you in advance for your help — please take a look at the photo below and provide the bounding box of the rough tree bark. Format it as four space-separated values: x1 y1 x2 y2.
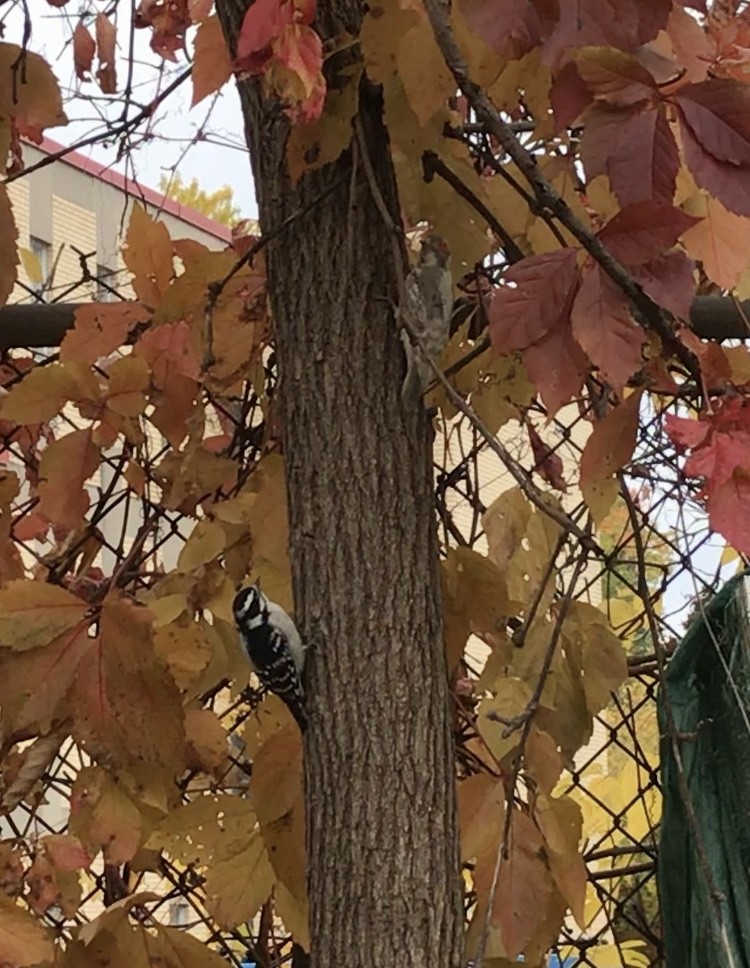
215 2 464 967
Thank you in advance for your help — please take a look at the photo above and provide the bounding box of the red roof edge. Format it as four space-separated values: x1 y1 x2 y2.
28 136 234 244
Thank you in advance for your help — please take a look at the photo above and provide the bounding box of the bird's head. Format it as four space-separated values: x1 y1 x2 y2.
233 584 266 625
419 234 451 268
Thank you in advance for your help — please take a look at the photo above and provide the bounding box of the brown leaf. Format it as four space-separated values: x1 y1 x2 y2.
680 192 750 291
0 45 67 139
73 22 96 80
534 793 587 927
574 46 657 107
95 13 117 93
597 201 700 266
185 708 229 775
458 773 505 864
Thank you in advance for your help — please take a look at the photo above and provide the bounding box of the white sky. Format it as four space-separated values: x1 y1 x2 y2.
9 3 259 218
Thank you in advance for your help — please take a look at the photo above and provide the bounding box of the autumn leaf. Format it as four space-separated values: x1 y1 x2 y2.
0 896 54 968
70 594 187 781
0 44 68 139
122 204 174 306
192 15 233 105
574 46 657 107
73 22 96 80
60 303 150 365
571 263 645 391
676 78 750 217
489 248 579 354
579 390 643 522
0 185 19 309
235 0 325 123
95 13 117 93
153 794 275 928
37 429 100 530
69 767 142 864
0 580 88 652
666 396 750 553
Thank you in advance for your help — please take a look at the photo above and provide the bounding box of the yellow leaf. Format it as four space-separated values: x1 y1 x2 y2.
250 726 303 826
287 61 361 182
0 896 54 968
205 827 274 928
534 793 586 927
185 708 229 775
0 44 67 135
563 602 628 715
153 621 215 694
1 363 89 424
69 767 142 864
0 580 88 652
458 772 505 863
178 519 227 571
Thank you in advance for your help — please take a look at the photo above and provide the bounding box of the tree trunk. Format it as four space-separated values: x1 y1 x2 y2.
215 3 464 967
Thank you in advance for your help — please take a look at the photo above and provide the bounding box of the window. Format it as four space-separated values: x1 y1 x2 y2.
29 236 51 296
96 264 117 302
168 900 190 927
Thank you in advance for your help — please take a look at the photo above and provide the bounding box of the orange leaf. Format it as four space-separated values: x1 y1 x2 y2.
580 389 643 523
122 204 174 307
192 15 233 106
0 185 18 309
60 302 150 365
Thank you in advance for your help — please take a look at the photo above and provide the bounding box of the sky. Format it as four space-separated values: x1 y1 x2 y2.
10 2 259 219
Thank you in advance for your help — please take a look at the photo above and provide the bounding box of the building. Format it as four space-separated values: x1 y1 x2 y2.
8 136 233 307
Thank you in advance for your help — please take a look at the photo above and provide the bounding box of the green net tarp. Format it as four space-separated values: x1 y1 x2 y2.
659 570 750 968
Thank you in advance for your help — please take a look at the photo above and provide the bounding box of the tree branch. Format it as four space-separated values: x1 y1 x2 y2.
2 295 748 351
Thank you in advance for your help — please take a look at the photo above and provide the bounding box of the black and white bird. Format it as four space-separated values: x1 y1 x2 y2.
233 584 307 731
400 234 454 403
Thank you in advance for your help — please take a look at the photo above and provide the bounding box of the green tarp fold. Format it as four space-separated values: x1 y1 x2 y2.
659 570 750 968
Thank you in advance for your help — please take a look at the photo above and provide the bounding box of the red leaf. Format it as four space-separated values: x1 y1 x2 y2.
551 60 593 131
489 248 580 354
235 0 324 123
597 202 700 266
523 323 588 416
666 398 750 553
235 0 286 72
456 0 551 60
574 46 657 107
630 251 697 321
678 113 750 217
571 264 644 390
73 23 96 81
674 79 750 166
527 422 567 491
582 103 679 206
542 0 671 66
